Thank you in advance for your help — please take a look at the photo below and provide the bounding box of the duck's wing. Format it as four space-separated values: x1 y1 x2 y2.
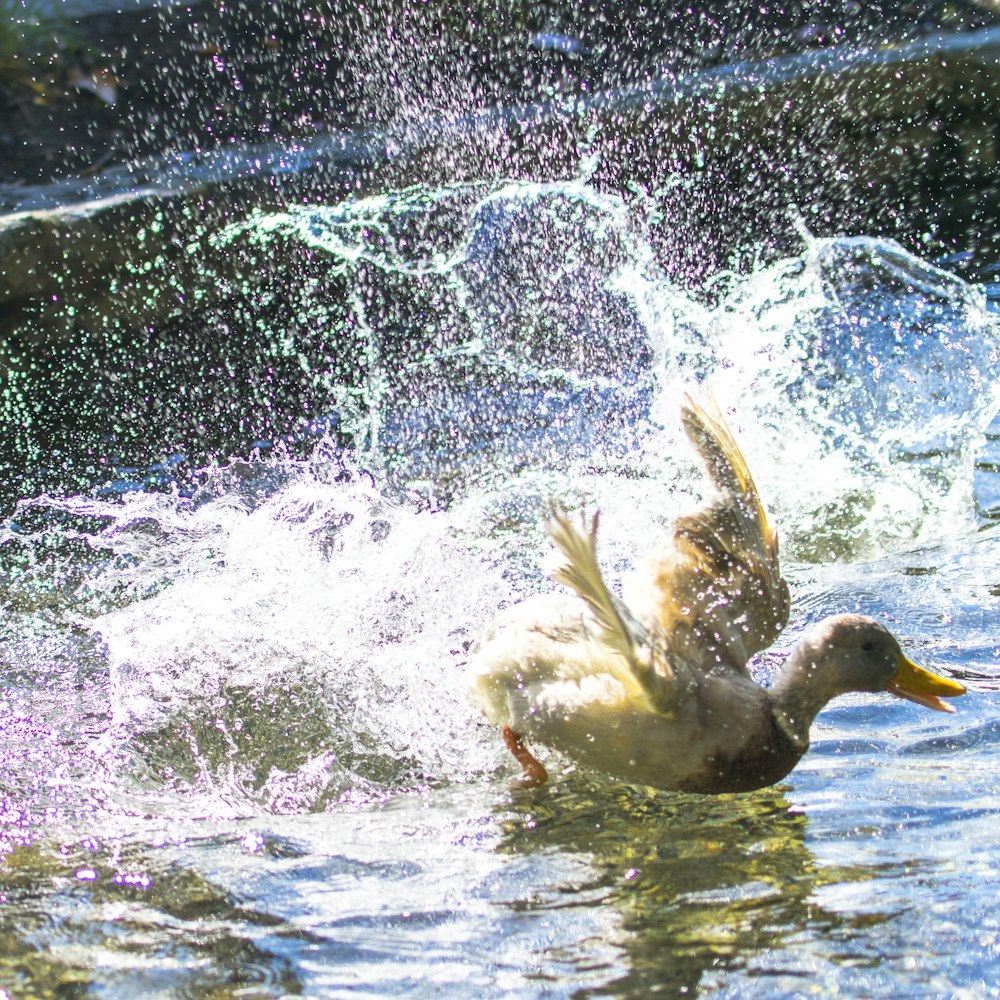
649 395 790 671
546 510 690 717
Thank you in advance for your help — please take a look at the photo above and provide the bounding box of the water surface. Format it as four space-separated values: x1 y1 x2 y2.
3 145 1000 999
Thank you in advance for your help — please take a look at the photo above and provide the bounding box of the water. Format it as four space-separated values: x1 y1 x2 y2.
4 175 1000 994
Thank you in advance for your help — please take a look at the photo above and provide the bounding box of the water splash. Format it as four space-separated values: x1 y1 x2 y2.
704 232 1000 557
3 178 999 830
77 457 512 812
219 181 1000 555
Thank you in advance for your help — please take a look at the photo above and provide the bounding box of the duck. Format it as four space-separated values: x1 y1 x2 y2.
470 395 966 793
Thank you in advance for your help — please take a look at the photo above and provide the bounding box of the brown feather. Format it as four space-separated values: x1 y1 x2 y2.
648 396 790 669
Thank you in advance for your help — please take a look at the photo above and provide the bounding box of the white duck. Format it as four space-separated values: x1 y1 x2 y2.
470 396 965 792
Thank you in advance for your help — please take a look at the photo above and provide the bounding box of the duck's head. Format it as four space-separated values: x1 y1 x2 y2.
798 613 966 712
771 614 967 744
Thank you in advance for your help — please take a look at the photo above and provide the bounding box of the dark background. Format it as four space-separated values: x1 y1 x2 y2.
3 0 997 186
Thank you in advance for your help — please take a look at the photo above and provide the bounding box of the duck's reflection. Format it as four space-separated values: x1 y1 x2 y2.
495 773 906 996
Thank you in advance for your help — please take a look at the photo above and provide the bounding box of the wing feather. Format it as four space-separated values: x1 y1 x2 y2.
649 395 790 670
546 510 682 715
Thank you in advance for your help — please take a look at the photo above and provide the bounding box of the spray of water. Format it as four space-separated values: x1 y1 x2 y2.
2 179 998 834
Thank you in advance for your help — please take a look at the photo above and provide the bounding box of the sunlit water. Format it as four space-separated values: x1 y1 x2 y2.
3 178 1000 997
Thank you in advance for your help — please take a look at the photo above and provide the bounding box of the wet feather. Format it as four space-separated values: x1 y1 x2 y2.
470 396 965 793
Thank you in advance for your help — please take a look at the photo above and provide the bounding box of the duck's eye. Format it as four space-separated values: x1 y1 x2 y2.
861 640 874 652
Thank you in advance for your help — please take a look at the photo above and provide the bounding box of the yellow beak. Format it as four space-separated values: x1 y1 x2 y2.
886 653 966 713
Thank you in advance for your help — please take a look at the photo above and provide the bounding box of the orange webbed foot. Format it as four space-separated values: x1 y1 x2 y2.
502 725 548 787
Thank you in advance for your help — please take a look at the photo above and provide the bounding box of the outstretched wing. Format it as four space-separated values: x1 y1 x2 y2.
546 510 686 716
648 395 790 671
